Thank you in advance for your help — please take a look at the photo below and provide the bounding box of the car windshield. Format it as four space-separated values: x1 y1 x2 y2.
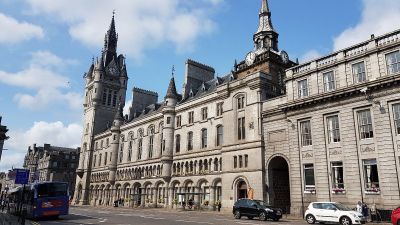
333 203 352 211
36 183 68 198
254 200 271 209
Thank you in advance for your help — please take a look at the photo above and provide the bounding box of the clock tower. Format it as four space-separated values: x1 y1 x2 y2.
234 0 297 97
74 13 128 205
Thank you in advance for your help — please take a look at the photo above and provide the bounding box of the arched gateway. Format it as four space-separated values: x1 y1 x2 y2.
268 156 291 213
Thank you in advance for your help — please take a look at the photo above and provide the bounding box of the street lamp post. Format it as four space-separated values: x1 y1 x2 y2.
0 116 9 162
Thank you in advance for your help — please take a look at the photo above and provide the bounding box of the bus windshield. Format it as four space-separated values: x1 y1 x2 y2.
36 183 68 198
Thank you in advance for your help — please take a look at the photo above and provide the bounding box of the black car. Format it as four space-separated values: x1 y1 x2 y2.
232 199 282 221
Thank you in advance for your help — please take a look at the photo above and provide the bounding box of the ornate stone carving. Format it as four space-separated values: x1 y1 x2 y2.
329 149 342 156
302 152 313 159
361 146 375 153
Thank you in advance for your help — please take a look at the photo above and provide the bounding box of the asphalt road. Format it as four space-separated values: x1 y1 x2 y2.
30 206 305 225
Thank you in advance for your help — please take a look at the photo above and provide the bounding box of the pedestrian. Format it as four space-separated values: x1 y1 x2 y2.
362 202 369 220
356 201 363 214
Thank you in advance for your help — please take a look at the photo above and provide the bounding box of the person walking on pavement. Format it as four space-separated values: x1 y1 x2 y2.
356 201 363 214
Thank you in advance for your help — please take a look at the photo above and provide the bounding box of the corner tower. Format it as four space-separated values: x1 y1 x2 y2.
161 75 179 179
74 14 128 205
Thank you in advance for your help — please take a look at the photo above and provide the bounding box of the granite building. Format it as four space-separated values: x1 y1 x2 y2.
263 30 400 215
23 144 80 194
74 0 400 215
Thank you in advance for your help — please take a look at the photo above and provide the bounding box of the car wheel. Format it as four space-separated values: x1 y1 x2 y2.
247 216 254 220
259 212 267 221
306 214 316 224
234 210 241 219
273 218 280 221
340 216 352 225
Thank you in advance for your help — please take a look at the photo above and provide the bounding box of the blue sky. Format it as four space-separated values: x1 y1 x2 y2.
0 0 399 172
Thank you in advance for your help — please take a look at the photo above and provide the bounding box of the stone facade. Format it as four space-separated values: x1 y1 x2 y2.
0 116 9 162
263 30 400 215
74 0 295 210
23 144 80 195
74 0 400 215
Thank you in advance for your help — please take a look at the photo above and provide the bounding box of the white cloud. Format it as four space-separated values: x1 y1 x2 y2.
0 12 44 44
1 121 82 172
123 99 132 116
334 0 400 50
300 50 323 63
24 0 222 58
0 51 82 110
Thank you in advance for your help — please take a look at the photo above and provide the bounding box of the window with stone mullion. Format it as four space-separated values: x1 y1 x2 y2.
358 110 373 139
386 51 400 75
352 62 366 83
331 162 344 189
363 159 380 190
393 104 400 134
323 72 335 92
304 164 315 191
137 138 143 160
201 129 208 149
327 115 340 143
300 120 312 146
148 135 154 159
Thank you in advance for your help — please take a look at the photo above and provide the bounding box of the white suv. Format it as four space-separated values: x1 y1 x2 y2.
305 202 366 225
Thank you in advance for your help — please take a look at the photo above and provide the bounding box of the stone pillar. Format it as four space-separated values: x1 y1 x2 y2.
140 188 145 207
195 187 201 208
168 187 173 208
210 186 216 207
152 187 157 207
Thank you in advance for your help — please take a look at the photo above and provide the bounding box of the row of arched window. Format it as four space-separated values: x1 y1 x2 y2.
172 158 222 176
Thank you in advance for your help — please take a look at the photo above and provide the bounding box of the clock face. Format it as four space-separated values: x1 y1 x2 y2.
280 50 289 64
245 51 256 66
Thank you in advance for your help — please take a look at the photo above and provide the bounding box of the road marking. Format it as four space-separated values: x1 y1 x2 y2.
31 222 41 225
175 219 214 224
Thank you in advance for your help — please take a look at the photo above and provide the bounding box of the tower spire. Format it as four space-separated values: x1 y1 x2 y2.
103 11 118 67
257 0 274 33
254 0 279 51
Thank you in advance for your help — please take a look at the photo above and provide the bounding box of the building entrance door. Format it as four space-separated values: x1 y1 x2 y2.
268 156 291 213
237 181 247 199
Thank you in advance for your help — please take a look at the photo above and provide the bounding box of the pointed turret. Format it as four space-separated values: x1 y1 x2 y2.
103 12 118 67
254 0 279 51
165 77 179 100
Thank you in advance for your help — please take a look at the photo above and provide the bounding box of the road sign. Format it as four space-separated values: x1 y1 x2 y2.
15 169 30 185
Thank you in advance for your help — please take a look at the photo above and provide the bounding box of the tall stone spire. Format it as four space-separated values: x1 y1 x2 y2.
257 0 274 33
254 0 279 51
103 11 118 67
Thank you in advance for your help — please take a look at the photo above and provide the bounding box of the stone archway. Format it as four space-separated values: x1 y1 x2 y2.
268 156 291 213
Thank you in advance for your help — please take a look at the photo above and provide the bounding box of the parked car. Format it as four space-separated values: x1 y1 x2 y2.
392 206 400 225
305 202 366 225
232 199 282 221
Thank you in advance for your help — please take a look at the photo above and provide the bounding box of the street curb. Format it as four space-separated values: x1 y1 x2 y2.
71 205 392 225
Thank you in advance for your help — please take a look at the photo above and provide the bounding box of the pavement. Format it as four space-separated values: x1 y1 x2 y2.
23 205 392 225
0 211 31 225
